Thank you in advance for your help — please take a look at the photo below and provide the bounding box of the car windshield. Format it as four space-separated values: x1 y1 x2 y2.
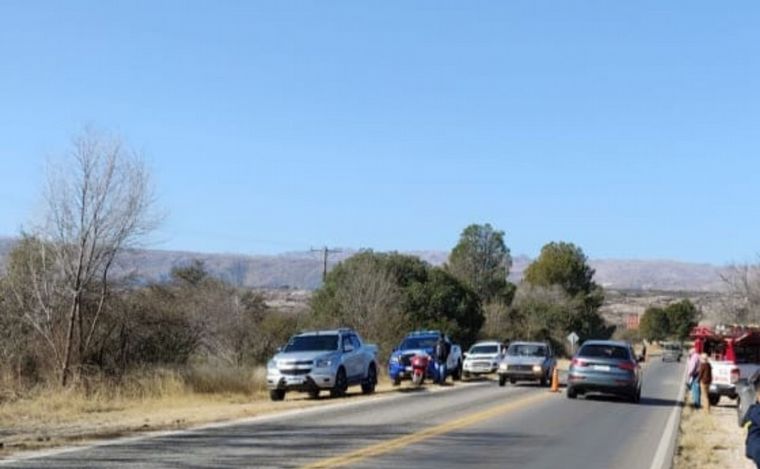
469 345 499 354
507 344 545 357
400 337 438 350
579 344 630 360
664 343 681 351
283 335 339 352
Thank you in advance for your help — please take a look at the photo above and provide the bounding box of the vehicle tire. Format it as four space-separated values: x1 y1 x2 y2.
567 387 577 399
392 375 401 386
463 371 470 380
269 389 286 402
308 389 320 400
499 375 507 387
708 394 721 407
453 361 463 381
510 378 517 385
361 365 377 395
330 367 348 398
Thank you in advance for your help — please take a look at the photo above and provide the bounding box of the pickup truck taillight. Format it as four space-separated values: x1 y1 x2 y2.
731 368 741 384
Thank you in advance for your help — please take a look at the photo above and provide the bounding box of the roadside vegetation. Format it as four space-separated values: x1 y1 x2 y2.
0 129 622 453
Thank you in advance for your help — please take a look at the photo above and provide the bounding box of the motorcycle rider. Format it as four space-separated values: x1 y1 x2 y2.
435 335 451 385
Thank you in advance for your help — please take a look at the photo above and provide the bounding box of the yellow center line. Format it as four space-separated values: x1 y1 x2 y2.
301 390 553 468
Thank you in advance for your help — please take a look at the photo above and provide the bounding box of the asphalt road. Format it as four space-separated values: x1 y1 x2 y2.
2 359 684 469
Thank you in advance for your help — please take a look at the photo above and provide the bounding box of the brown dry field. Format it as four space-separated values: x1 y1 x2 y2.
0 373 498 458
675 398 754 469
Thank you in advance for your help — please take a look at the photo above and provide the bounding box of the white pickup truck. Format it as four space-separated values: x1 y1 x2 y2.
693 326 760 406
708 346 760 406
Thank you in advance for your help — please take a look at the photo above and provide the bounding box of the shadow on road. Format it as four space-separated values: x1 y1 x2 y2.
580 394 682 408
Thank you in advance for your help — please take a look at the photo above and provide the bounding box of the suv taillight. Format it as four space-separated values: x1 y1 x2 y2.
618 361 636 371
731 368 741 384
571 358 586 367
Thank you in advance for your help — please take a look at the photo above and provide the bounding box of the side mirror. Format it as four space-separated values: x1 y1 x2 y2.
344 344 355 353
392 347 398 352
463 352 469 358
276 346 283 353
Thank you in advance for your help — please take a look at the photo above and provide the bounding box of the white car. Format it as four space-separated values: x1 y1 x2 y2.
462 340 506 379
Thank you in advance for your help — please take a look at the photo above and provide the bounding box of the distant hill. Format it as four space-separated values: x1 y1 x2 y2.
0 237 727 292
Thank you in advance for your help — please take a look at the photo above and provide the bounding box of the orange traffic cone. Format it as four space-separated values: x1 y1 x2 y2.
550 367 559 393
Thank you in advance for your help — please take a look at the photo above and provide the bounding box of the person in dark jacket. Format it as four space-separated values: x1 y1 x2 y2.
745 375 760 468
434 336 450 385
698 353 713 413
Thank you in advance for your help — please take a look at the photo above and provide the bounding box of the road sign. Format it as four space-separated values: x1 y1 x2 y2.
567 332 579 354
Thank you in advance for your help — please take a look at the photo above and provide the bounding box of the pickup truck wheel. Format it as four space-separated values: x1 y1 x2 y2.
361 365 377 394
708 394 721 406
330 367 348 398
499 375 507 387
392 376 401 386
567 387 577 399
269 389 286 402
453 361 463 381
308 389 320 400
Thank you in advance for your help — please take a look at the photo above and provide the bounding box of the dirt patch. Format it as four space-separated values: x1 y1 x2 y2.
674 399 753 469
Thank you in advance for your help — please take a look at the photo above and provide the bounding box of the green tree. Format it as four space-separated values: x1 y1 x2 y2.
447 223 514 303
664 300 699 341
639 307 670 342
311 251 483 351
520 242 610 345
523 242 597 297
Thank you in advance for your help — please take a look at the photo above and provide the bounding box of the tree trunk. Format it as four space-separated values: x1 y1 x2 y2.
61 294 80 387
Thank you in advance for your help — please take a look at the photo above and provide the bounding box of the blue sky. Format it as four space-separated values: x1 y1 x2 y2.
1 1 758 264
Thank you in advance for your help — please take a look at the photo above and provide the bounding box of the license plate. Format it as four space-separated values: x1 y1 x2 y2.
286 376 305 384
593 365 611 372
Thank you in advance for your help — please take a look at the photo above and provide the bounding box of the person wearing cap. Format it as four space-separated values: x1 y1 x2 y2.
698 353 713 413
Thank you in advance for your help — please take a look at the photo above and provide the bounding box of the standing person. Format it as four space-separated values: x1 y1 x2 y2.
641 342 647 362
686 347 701 409
744 372 760 468
699 353 713 413
434 335 449 385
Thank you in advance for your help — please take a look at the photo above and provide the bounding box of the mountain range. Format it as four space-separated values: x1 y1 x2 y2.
0 236 729 292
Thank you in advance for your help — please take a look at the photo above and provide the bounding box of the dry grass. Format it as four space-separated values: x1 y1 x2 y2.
0 366 411 457
674 402 753 469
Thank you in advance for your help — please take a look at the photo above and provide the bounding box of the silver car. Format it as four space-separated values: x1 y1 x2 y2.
498 341 556 387
267 328 379 401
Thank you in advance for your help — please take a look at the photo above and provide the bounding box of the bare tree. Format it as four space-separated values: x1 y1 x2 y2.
720 262 760 324
331 255 409 357
9 129 159 385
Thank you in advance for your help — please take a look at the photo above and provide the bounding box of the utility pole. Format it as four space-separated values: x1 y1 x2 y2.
311 246 341 282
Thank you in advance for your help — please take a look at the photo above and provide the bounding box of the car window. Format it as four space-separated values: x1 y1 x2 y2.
284 335 339 352
735 345 760 364
507 344 546 357
353 333 364 347
350 335 362 350
342 336 354 352
400 337 438 349
578 344 630 360
469 345 499 354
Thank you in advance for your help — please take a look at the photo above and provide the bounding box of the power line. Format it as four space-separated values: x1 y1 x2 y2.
310 246 342 282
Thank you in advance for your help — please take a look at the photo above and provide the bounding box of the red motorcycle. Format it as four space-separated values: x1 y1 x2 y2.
411 353 430 386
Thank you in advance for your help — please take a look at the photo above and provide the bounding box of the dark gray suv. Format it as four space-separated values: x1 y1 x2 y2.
567 340 644 403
